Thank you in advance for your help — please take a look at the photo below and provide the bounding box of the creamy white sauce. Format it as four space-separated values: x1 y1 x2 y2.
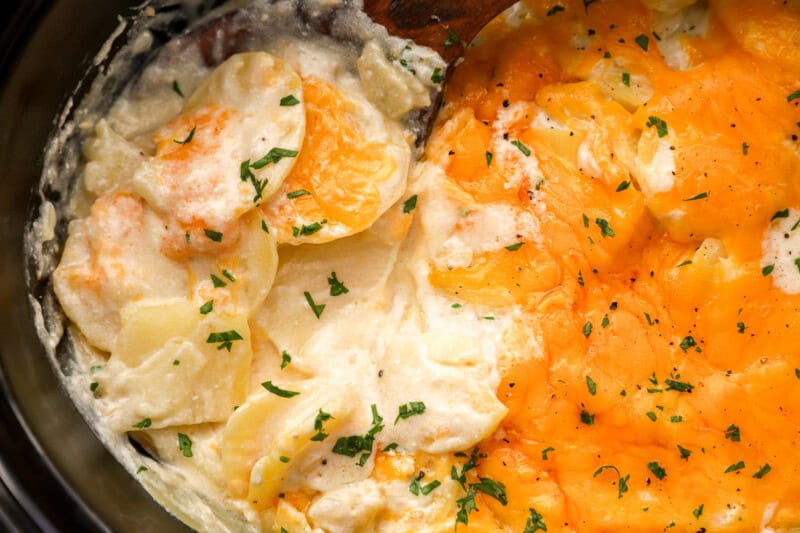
762 209 800 295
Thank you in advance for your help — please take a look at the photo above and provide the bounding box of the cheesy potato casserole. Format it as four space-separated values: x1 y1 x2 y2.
40 0 800 531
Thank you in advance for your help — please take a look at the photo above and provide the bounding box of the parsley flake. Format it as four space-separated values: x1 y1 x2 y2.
541 446 555 460
304 291 325 318
616 180 631 192
311 409 333 442
280 95 300 106
443 27 461 47
646 115 668 137
635 34 650 51
203 228 223 242
178 433 193 458
511 140 532 156
787 89 800 102
261 381 300 398
724 461 745 473
647 461 666 480
593 465 630 498
586 375 597 395
280 350 292 370
583 321 593 338
524 507 547 533
199 300 213 315
546 5 565 16
580 409 595 425
742 142 749 155
251 147 299 169
753 463 772 479
677 444 692 460
173 126 196 145
622 72 631 87
431 68 445 84
692 504 704 519
395 401 426 424
206 330 243 351
595 217 616 237
725 424 741 442
328 271 349 296
683 192 709 201
763 264 775 276
403 194 418 213
133 418 152 429
486 151 493 166
505 242 524 252
286 189 311 199
172 80 184 97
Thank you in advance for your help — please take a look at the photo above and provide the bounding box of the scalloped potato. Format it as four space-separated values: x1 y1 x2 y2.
47 0 800 532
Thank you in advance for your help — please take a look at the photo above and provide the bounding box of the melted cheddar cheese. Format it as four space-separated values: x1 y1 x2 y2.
427 0 800 530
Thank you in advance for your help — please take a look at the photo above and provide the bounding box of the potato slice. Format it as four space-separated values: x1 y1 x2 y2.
260 77 410 244
221 385 351 506
52 192 187 352
132 52 305 249
99 299 251 430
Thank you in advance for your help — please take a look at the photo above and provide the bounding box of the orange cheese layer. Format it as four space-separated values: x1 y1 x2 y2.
428 0 800 530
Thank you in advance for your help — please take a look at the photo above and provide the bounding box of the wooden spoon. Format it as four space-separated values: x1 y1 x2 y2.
362 0 520 65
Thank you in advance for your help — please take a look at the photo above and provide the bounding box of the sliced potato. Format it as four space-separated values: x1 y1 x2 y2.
132 52 305 249
100 299 251 430
52 192 188 352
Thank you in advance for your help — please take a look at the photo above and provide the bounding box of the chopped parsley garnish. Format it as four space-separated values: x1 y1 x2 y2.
582 213 590 228
583 321 593 338
311 409 333 442
753 463 772 479
692 504 704 519
737 321 746 334
546 4 565 16
586 375 597 395
774 208 792 220
593 465 630 498
622 72 631 87
332 404 384 466
505 242 524 252
409 477 442 495
724 424 741 442
136 465 148 474
677 444 692 460
172 80 184 97
328 272 349 296
595 217 616 237
443 27 461 47
222 269 236 282
133 418 152 429
304 291 325 318
677 260 693 267
724 461 745 473
261 220 270 233
203 228 223 242
293 220 327 237
742 142 749 155
679 335 697 353
635 34 650 51
646 115 668 137
279 455 290 463
280 350 292 370
286 189 311 199
578 270 585 287
541 446 555 460
524 507 547 533
90 382 99 393
456 477 508 526
644 312 654 326
795 257 800 273
382 442 399 452
647 461 666 480
395 401 426 424
670 415 683 423
431 68 445 84
683 192 709 201
173 126 196 145
206 330 243 351
616 180 631 192
762 264 775 276
601 314 610 328
580 409 595 425
261 381 300 398
251 147 299 169
403 194 418 213
199 300 214 315
451 303 462 309
280 95 300 106
646 411 657 421
485 151 493 166
511 140 532 156
787 89 800 102
178 433 193 458
665 378 694 393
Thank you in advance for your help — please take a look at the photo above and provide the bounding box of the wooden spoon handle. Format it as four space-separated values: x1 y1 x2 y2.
362 0 519 63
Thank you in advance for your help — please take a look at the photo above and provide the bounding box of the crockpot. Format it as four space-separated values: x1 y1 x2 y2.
0 2 199 531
